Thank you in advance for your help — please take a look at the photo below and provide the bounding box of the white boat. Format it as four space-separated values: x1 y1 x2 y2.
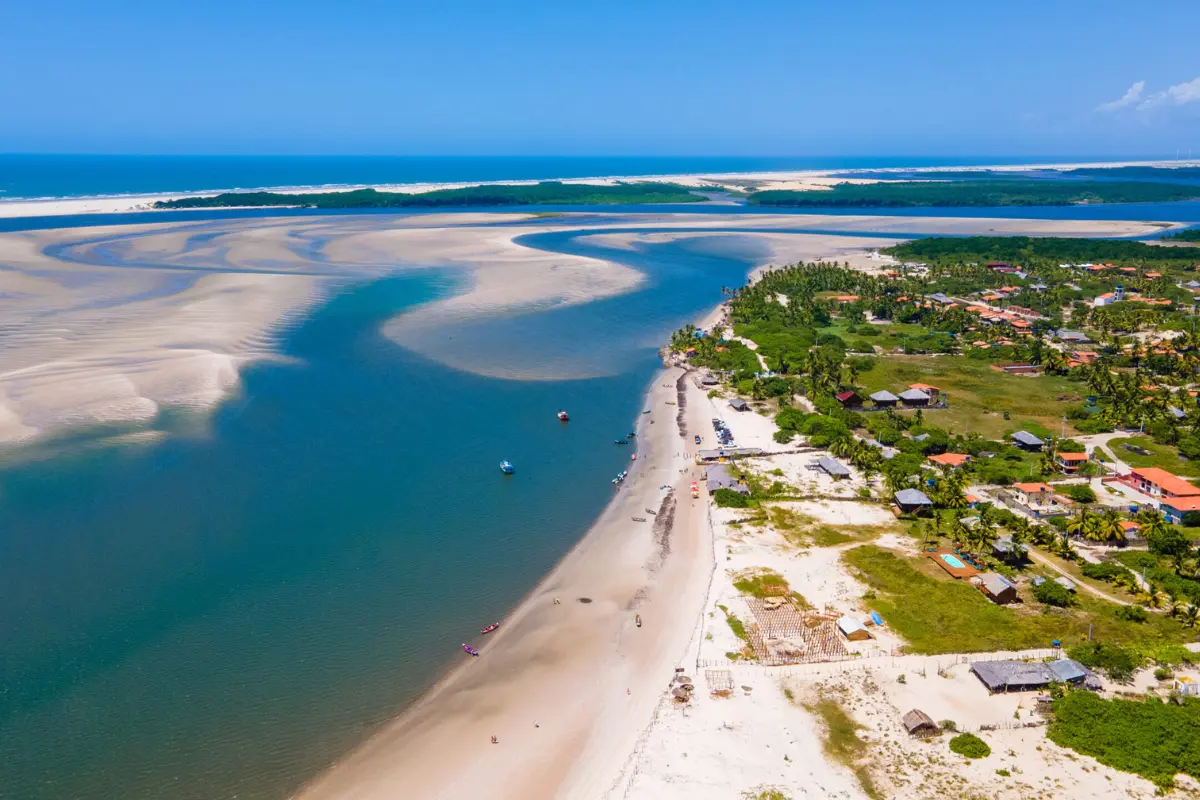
500 461 514 474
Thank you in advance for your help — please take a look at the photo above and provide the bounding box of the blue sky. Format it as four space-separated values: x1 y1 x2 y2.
2 0 1197 156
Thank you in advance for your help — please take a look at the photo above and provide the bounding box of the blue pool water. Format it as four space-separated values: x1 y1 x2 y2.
940 553 967 570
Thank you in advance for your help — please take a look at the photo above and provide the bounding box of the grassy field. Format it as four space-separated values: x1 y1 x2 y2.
842 545 1194 654
1107 435 1200 478
816 320 931 353
856 355 1083 439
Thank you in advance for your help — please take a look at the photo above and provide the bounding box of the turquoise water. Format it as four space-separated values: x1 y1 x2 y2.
0 228 761 799
940 553 967 570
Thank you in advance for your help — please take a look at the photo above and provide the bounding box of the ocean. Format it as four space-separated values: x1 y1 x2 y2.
0 153 1125 200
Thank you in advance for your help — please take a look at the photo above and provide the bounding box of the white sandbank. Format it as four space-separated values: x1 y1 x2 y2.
2 158 1199 219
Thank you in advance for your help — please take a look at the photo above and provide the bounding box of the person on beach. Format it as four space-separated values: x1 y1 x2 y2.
491 735 498 744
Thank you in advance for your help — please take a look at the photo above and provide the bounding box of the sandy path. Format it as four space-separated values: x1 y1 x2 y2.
298 369 717 800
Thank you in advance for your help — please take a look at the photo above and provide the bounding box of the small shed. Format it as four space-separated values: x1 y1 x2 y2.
835 390 863 409
870 390 899 407
901 709 939 737
894 488 933 514
837 616 871 641
729 398 749 412
816 456 851 480
977 572 1018 604
1011 431 1045 450
1175 676 1199 697
700 374 719 387
898 388 932 407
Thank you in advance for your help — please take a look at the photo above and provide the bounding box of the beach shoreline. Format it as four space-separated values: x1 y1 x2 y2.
3 157 1200 219
297 362 718 800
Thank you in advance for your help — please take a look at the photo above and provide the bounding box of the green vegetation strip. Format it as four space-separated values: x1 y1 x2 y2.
154 181 703 209
746 180 1200 208
842 546 1191 654
1048 691 1200 790
884 235 1200 264
803 697 881 799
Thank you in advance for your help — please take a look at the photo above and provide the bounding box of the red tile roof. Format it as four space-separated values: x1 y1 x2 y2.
1056 453 1088 462
1131 467 1200 497
928 453 970 467
1163 496 1200 512
1013 482 1053 493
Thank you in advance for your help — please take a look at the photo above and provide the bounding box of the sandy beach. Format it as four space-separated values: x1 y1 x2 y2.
299 367 717 799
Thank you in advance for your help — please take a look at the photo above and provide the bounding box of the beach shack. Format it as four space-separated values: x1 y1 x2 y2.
1175 676 1199 697
837 616 871 641
976 572 1018 604
728 398 749 412
869 390 899 408
835 390 862 409
898 388 932 408
971 659 1090 693
1011 430 1045 451
815 456 851 480
705 464 749 496
893 488 932 515
901 709 939 737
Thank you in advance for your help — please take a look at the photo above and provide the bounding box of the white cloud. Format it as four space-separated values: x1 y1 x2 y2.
1096 81 1144 112
1138 76 1200 111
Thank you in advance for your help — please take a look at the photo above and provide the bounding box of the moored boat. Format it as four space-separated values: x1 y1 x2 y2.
500 461 514 474
462 644 481 656
480 622 500 635
557 410 569 422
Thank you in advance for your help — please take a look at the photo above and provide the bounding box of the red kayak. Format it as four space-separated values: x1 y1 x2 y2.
480 622 500 635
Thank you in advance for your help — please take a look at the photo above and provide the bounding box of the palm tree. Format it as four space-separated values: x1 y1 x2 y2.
1066 508 1095 541
1182 605 1200 629
1096 509 1127 545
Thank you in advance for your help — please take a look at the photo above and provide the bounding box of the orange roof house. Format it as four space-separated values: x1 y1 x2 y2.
1056 452 1089 472
1127 467 1200 499
1146 272 1163 279
928 453 971 468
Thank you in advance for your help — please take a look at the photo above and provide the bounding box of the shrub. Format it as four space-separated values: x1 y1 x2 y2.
1114 605 1148 624
1154 666 1174 681
1033 579 1074 607
1048 690 1200 790
949 733 991 759
1064 485 1096 504
939 719 957 732
773 429 795 444
1178 435 1200 461
713 488 751 508
1148 526 1193 558
1081 561 1127 583
1069 642 1138 680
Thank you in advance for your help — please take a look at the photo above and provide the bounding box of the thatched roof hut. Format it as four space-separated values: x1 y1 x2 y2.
902 708 938 736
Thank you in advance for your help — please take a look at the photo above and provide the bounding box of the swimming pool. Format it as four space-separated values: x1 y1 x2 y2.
940 553 967 570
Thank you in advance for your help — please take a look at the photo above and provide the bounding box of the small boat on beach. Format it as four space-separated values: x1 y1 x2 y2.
462 644 481 657
612 470 628 485
632 516 647 522
557 410 569 422
631 453 637 461
480 622 500 635
627 432 635 438
499 461 514 474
